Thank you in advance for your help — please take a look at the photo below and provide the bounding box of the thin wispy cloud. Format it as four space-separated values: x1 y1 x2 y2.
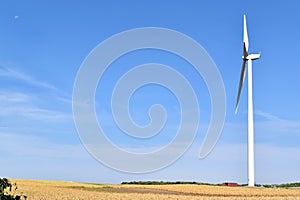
0 92 30 103
0 65 73 122
56 96 73 105
0 132 87 159
255 110 300 135
255 110 281 121
0 65 58 91
0 91 71 122
0 105 71 121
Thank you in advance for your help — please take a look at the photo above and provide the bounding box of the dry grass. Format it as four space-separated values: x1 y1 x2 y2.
7 179 300 200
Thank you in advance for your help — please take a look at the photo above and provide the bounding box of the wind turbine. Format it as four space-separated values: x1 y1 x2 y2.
235 15 261 187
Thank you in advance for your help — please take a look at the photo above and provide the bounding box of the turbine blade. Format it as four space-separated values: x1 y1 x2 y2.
235 59 247 114
243 42 248 58
244 14 249 53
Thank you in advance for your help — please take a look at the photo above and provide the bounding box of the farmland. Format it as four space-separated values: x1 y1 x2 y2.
7 179 300 200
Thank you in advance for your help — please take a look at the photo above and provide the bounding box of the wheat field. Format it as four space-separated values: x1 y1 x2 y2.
7 179 300 200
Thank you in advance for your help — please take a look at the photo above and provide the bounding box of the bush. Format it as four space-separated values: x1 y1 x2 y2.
0 178 26 200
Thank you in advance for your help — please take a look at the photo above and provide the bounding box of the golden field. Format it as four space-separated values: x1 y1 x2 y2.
7 179 300 200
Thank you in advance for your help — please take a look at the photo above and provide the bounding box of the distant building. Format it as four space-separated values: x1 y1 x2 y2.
222 182 238 187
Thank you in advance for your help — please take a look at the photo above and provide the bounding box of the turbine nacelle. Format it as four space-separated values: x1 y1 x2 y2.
243 53 261 61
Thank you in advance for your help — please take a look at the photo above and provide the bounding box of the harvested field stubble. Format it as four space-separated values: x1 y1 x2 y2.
8 179 300 200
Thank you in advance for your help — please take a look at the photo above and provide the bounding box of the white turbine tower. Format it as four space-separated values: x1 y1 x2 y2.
235 15 261 187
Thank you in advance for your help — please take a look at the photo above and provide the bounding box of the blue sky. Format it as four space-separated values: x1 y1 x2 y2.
1 0 300 184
